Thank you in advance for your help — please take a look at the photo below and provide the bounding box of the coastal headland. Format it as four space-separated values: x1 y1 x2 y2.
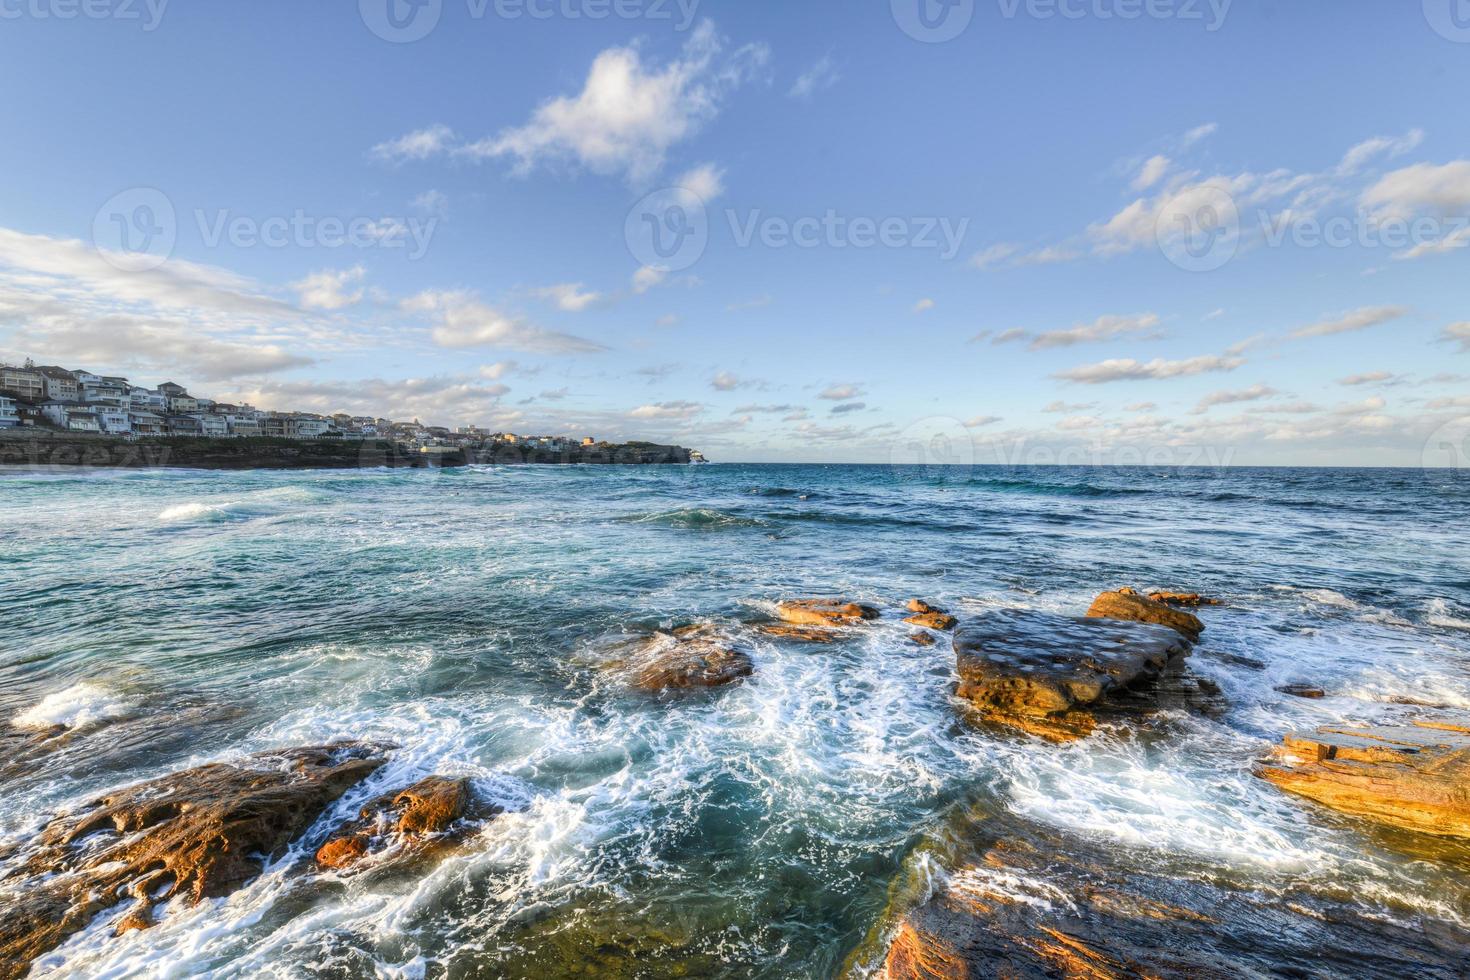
0 432 698 470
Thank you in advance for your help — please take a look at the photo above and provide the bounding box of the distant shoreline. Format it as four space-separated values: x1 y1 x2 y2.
0 433 698 471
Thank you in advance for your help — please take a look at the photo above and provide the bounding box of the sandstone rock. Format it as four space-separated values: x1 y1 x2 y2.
1259 718 1470 839
910 632 938 647
757 624 841 643
0 744 385 977
905 611 958 631
316 775 490 872
953 609 1192 741
618 625 754 691
1087 587 1204 641
774 599 879 627
907 599 944 614
1276 684 1326 699
1148 591 1222 607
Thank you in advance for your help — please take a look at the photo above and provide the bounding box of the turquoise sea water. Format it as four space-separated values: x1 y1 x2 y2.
3 463 1470 977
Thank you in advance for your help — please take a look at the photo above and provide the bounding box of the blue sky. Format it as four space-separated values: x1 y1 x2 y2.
2 0 1468 464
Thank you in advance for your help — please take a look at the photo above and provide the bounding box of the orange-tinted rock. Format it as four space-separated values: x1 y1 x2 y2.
953 608 1191 742
619 625 754 691
775 599 879 627
1276 684 1326 699
1087 588 1204 641
905 611 958 631
1259 718 1470 839
0 744 385 978
907 599 944 615
1148 591 1222 608
910 631 938 647
758 624 841 643
316 776 488 872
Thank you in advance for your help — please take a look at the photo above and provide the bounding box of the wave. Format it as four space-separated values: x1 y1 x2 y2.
1426 598 1470 631
617 508 767 529
157 486 321 523
745 487 818 499
12 683 133 732
968 477 1153 499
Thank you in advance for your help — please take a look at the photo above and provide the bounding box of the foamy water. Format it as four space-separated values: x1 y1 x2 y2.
2 463 1468 977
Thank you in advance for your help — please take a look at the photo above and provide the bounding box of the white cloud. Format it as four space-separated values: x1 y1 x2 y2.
1043 400 1095 413
913 298 935 314
480 360 518 380
462 22 769 183
629 400 703 420
789 54 839 100
1441 321 1470 352
1291 305 1409 339
412 189 450 217
1124 401 1157 412
1362 160 1470 219
239 375 510 426
710 371 744 391
292 266 366 311
964 415 1003 428
1337 371 1395 386
632 265 668 294
1132 155 1171 191
970 243 1018 269
372 124 456 164
1024 312 1161 351
534 282 603 312
1055 355 1244 384
406 289 605 353
992 328 1028 345
818 383 864 401
1191 383 1279 414
1181 122 1218 147
676 162 726 201
1338 129 1425 176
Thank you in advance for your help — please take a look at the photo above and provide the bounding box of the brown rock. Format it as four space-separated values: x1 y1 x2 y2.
758 624 841 644
907 599 945 615
1259 718 1470 839
1087 587 1204 641
1276 684 1326 699
315 776 489 872
0 744 385 978
910 631 938 647
618 625 754 691
1148 590 1222 608
905 611 958 631
953 609 1191 741
775 599 879 626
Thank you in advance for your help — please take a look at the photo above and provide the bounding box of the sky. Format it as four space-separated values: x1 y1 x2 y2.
1 0 1468 465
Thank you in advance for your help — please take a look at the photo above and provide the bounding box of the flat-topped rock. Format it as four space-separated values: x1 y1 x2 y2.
757 623 841 643
775 599 880 626
617 624 754 691
1087 587 1205 640
953 609 1192 741
906 611 958 631
1259 717 1470 839
0 744 386 977
1148 591 1222 607
317 775 493 872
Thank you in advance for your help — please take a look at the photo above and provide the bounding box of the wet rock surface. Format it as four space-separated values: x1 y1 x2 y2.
1087 588 1205 641
1259 717 1470 839
775 599 880 627
1147 591 1222 608
905 612 958 631
952 609 1193 741
757 623 841 643
615 625 755 691
0 743 385 978
316 776 493 872
877 820 1469 980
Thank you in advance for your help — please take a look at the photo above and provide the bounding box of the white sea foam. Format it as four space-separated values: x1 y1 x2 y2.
12 683 132 731
1426 597 1470 631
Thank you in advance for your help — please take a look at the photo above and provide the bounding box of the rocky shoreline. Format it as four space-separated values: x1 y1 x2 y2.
0 433 698 470
3 585 1468 977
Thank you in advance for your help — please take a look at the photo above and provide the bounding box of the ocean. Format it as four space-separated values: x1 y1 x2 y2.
2 462 1469 977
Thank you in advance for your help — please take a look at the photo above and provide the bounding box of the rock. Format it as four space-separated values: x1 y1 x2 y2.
1259 717 1470 839
1088 587 1205 641
0 743 385 977
907 599 944 614
617 625 754 691
757 624 841 644
910 632 938 647
316 776 490 872
1276 684 1326 699
952 609 1192 741
874 819 1468 980
905 611 958 631
1148 591 1223 607
774 599 879 627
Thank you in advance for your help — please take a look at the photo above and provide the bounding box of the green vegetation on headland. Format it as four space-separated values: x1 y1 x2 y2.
0 432 699 470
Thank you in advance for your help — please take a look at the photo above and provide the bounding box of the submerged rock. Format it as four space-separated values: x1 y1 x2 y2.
775 599 880 627
910 632 938 647
1087 587 1205 641
316 776 492 872
1148 591 1223 608
1259 717 1470 839
616 624 754 691
1276 683 1327 699
952 609 1192 741
0 743 385 977
758 623 841 644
